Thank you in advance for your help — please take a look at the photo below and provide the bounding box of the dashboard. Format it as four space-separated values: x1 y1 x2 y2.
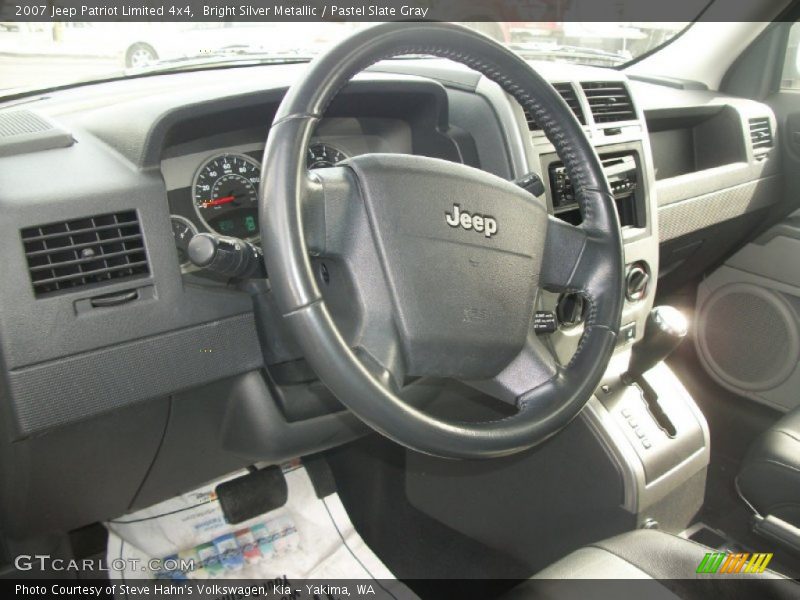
0 58 782 537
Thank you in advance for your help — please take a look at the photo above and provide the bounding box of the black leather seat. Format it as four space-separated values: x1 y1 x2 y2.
503 530 795 599
737 406 800 527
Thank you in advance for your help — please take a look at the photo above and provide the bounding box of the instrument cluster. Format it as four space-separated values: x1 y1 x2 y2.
190 143 348 239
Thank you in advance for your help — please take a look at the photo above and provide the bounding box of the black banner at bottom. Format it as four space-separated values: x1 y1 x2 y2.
6 578 800 600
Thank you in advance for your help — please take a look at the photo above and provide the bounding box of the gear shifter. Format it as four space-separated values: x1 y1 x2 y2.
621 306 688 438
624 306 688 383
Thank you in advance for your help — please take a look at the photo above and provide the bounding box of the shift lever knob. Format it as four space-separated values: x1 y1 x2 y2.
625 306 688 382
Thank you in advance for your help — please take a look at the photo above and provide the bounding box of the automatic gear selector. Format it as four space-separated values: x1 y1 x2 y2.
625 306 688 383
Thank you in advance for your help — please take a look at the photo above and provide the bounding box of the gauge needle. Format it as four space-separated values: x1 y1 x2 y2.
202 195 236 207
203 195 236 208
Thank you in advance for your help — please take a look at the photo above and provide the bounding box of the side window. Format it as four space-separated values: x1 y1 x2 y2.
781 22 800 90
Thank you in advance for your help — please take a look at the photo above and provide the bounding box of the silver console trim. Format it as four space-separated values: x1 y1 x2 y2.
583 396 641 513
474 76 531 180
581 359 711 524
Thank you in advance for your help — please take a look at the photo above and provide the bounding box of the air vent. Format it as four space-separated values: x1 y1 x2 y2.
749 117 773 151
21 210 149 297
523 82 585 130
581 81 637 123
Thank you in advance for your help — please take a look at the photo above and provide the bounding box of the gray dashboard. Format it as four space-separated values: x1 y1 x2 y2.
0 58 782 536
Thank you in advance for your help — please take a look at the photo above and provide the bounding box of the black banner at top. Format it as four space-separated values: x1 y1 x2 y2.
0 0 787 23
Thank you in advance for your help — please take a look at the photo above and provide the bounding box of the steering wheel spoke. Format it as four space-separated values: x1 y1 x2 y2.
540 216 604 296
467 331 559 406
301 166 413 394
301 166 364 258
354 335 407 395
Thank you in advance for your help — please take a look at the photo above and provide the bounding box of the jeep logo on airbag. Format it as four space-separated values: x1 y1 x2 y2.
445 204 498 238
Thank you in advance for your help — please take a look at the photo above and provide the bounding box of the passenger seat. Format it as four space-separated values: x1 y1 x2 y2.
503 529 796 598
737 406 800 552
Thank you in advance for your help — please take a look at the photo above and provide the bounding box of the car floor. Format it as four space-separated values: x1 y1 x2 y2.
325 435 531 600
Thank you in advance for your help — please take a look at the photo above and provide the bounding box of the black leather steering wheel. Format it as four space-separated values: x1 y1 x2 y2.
259 22 624 459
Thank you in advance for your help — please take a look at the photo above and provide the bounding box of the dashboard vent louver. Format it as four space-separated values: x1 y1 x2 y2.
21 210 149 298
748 117 773 151
523 82 585 130
581 81 637 123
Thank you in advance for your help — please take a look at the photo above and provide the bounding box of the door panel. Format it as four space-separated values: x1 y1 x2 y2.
695 213 800 412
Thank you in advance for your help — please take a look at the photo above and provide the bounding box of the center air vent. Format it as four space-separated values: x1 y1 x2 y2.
581 81 636 123
748 117 773 151
523 82 585 130
21 210 149 297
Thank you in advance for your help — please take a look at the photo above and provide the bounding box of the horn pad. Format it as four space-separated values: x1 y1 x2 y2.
347 154 548 379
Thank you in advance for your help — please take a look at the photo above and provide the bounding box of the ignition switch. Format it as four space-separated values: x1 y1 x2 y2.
625 262 651 302
556 292 586 328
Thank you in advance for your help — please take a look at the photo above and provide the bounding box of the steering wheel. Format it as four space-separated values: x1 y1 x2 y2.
259 22 624 459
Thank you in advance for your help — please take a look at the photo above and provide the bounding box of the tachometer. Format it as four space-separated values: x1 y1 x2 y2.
192 153 261 238
307 143 348 169
170 215 197 267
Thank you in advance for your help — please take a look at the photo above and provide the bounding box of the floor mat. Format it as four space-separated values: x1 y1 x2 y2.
106 463 416 599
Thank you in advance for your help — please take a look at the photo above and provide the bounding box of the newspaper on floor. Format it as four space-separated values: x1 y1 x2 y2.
106 462 416 600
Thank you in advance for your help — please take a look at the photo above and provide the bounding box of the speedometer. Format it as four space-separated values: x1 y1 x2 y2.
192 153 261 239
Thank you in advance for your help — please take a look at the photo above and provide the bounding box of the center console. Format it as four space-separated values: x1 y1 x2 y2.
538 143 657 369
529 76 710 534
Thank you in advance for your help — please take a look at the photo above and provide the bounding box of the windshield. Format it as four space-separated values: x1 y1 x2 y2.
0 22 690 96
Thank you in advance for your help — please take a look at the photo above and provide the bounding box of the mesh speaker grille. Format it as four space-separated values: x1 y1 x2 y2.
703 290 792 389
0 109 72 156
0 110 53 138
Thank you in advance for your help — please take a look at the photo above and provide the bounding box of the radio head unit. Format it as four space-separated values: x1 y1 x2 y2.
549 151 643 228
